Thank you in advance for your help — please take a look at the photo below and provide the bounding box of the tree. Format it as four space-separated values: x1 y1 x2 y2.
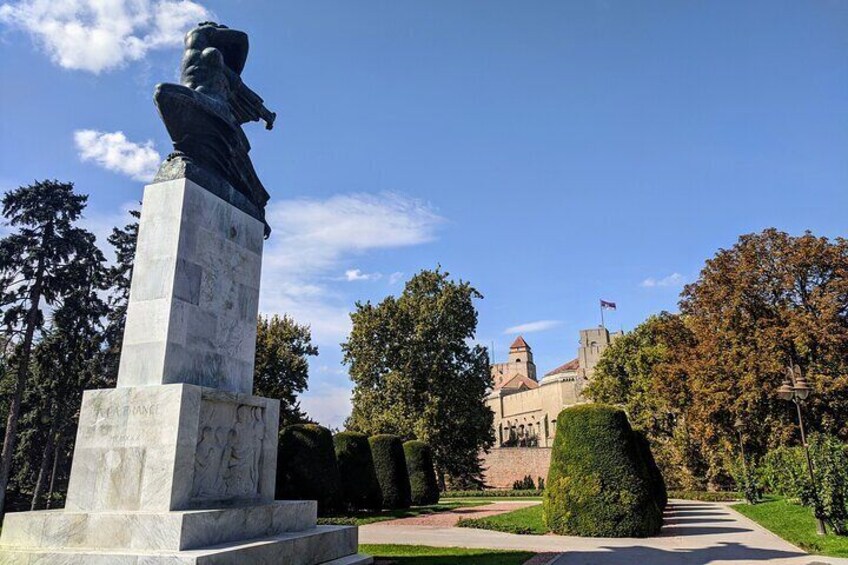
343 268 494 488
588 229 848 488
0 180 93 517
254 314 317 428
100 208 139 386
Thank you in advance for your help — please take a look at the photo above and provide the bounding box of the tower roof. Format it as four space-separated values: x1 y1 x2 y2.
509 336 530 350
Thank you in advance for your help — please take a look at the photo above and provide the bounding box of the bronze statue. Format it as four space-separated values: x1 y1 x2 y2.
154 22 275 235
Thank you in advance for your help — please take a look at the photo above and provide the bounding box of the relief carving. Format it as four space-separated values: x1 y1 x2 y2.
192 401 266 500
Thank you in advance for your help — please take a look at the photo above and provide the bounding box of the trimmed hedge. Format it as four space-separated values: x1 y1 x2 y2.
334 432 383 511
668 490 742 502
443 489 542 498
633 430 668 509
403 440 440 506
276 424 342 515
543 404 663 537
369 434 412 510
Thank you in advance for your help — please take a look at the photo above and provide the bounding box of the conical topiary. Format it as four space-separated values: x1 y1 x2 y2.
369 434 412 509
334 431 383 511
403 440 440 505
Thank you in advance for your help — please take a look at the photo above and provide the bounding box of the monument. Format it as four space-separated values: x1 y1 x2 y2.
0 22 371 564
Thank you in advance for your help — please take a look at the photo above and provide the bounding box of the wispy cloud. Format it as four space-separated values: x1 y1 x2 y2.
503 320 562 334
299 381 353 430
260 193 443 345
641 272 685 288
388 271 404 285
74 130 161 181
0 0 209 73
344 269 382 282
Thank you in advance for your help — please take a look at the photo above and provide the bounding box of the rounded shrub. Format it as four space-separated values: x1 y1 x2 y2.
633 430 668 510
276 424 342 515
369 434 412 509
403 440 440 506
543 404 663 537
333 431 383 511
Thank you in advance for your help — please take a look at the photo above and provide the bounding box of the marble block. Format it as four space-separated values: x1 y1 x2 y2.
117 178 264 395
65 384 279 512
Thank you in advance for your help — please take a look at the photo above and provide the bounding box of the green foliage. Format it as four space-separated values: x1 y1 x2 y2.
276 424 342 515
759 434 848 533
512 475 535 490
369 434 412 510
633 430 668 509
543 404 663 537
403 440 440 505
667 490 742 502
333 432 382 511
0 180 106 514
343 268 494 486
457 504 546 535
441 489 541 498
254 314 317 428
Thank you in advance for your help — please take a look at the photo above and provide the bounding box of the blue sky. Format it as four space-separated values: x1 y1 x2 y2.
1 1 846 427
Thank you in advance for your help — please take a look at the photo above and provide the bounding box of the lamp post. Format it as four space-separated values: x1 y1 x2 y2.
777 363 827 535
734 417 749 488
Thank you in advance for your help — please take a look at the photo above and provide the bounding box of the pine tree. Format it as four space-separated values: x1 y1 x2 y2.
0 180 94 517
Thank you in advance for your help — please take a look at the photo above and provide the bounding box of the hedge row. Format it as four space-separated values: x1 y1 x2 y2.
275 426 438 514
442 489 543 498
543 404 665 537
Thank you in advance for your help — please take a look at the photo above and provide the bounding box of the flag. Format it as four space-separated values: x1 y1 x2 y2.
600 300 616 310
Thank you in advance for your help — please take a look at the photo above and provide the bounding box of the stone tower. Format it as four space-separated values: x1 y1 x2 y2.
578 326 623 377
507 336 537 381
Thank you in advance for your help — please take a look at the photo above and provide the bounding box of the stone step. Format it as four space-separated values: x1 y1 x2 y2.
0 525 361 565
322 553 374 565
0 500 316 552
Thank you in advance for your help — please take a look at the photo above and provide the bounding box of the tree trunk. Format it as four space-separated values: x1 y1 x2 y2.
0 256 45 518
30 417 57 511
46 431 63 510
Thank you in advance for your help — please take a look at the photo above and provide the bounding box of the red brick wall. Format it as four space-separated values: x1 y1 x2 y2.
481 447 552 489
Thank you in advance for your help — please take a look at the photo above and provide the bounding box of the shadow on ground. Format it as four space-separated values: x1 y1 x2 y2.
551 542 806 564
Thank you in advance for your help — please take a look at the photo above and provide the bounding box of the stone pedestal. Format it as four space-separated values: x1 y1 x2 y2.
0 179 370 564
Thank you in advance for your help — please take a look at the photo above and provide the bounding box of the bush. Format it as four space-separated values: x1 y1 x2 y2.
760 445 809 500
369 434 412 509
334 432 383 511
442 489 542 498
543 404 663 537
512 475 535 490
633 430 668 509
403 440 440 506
667 490 742 502
276 424 342 515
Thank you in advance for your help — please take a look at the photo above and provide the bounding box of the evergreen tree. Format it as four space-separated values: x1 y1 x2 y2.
343 268 494 488
0 180 93 516
254 314 317 428
100 209 139 386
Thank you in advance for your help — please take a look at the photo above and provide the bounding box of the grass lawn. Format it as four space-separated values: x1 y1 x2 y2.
456 503 547 535
360 544 535 565
318 501 492 526
732 496 848 558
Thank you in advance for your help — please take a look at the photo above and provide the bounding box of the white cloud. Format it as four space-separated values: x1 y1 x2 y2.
74 129 161 181
260 193 443 345
344 269 381 282
299 382 353 430
641 272 686 288
503 320 562 335
0 0 209 73
388 271 404 285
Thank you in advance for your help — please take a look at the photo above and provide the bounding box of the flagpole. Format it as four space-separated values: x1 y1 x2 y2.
600 300 605 329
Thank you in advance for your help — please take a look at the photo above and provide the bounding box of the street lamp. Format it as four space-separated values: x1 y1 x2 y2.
734 417 748 478
778 363 826 535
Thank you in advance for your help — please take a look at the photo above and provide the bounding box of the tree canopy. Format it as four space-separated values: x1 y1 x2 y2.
588 229 848 488
343 268 494 487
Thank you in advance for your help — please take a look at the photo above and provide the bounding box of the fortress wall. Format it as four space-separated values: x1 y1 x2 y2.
480 447 552 489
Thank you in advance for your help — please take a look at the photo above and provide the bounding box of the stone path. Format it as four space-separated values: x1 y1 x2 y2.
360 499 848 564
380 501 538 527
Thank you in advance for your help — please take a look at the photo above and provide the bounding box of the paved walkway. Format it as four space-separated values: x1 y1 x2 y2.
360 499 848 564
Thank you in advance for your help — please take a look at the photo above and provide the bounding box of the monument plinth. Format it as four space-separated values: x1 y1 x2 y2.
0 21 370 565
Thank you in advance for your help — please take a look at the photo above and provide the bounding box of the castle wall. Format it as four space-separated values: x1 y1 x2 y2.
481 447 552 489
